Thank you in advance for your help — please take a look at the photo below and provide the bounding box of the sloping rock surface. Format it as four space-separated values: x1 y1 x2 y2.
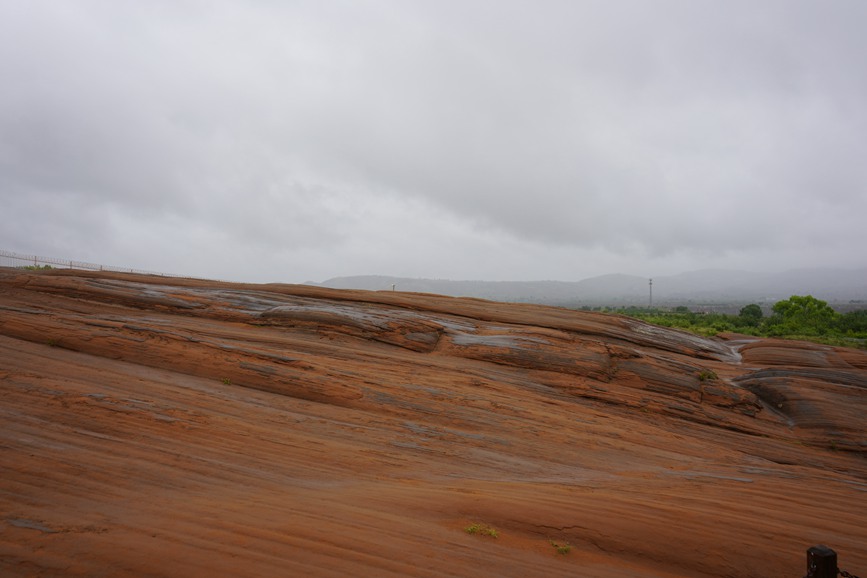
1 268 865 577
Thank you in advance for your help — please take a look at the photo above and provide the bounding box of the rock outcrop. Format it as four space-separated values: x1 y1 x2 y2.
1 268 865 577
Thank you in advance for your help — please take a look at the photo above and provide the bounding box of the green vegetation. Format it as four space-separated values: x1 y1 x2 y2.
697 369 718 382
20 264 53 270
221 377 232 385
465 523 498 538
738 303 763 327
550 540 572 555
607 295 867 349
767 294 838 336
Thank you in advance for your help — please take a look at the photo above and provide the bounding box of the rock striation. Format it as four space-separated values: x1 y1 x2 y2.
1 268 865 577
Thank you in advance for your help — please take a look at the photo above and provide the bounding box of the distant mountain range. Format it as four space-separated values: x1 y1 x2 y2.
310 268 867 306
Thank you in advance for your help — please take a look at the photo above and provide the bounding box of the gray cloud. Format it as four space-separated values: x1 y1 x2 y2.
1 1 865 282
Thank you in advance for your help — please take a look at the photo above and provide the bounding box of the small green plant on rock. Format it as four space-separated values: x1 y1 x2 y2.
550 540 572 555
221 377 232 385
697 369 718 382
465 523 498 538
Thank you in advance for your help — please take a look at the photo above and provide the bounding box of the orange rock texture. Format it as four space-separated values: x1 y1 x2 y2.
1 268 865 577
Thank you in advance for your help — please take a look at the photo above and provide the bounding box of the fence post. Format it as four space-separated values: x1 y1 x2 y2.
806 545 837 578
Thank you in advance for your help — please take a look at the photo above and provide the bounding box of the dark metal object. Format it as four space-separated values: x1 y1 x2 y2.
805 545 837 578
804 545 861 578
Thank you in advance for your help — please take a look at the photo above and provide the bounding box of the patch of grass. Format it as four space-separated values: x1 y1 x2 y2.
550 540 572 555
465 523 498 538
697 369 718 382
221 377 232 385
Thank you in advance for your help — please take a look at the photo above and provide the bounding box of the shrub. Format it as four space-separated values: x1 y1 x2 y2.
550 540 572 555
698 369 718 382
465 523 498 538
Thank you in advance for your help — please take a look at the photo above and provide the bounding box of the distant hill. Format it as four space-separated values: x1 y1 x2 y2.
311 268 867 306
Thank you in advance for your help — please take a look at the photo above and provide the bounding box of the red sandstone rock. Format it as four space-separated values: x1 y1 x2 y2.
1 268 865 577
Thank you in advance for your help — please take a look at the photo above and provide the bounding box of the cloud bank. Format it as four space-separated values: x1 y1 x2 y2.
2 1 865 282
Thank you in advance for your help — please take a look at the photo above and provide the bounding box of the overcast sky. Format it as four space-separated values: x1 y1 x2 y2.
2 1 866 283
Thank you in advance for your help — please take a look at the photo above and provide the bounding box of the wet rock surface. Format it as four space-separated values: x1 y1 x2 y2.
1 268 865 577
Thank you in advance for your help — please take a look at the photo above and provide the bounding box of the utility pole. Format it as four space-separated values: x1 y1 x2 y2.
649 278 653 309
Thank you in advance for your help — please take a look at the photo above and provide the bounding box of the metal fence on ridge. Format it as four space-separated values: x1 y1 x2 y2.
0 248 186 278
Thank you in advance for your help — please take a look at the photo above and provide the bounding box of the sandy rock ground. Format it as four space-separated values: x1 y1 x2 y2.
1 268 865 577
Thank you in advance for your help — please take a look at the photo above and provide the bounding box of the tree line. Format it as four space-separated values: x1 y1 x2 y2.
600 295 867 348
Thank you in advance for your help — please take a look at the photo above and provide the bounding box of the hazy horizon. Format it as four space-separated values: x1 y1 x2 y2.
4 247 867 287
314 264 867 284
